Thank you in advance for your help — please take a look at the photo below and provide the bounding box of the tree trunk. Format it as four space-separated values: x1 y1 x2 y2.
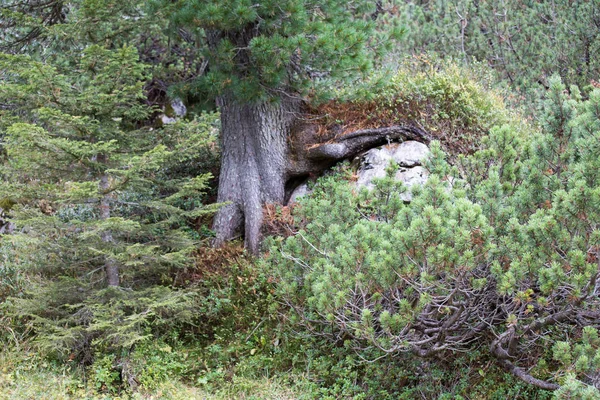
212 97 299 254
213 100 431 254
98 160 119 287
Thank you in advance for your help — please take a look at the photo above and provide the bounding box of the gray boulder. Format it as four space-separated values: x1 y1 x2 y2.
356 141 430 201
170 98 187 117
288 140 431 205
159 98 187 125
393 140 430 167
394 166 429 202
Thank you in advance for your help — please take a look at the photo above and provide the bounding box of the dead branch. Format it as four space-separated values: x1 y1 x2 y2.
307 125 431 161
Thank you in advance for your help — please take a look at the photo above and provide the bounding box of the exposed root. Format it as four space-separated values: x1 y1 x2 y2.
308 125 431 161
497 359 559 391
287 124 430 177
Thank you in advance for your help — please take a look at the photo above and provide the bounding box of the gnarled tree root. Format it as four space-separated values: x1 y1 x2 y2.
308 125 431 160
287 124 431 178
497 359 559 391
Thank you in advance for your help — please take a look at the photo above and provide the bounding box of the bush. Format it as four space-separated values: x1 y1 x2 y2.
394 1 600 102
268 78 600 393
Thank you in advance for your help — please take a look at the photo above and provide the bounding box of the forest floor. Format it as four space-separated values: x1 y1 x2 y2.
0 350 302 400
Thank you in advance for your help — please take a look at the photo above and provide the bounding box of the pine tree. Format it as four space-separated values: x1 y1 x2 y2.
395 0 600 100
155 0 402 253
270 78 600 391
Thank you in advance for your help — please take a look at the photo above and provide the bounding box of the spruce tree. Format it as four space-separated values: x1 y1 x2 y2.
0 40 218 359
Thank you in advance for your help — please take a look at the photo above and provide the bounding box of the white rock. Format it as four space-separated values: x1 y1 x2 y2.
357 141 430 173
396 166 429 202
171 98 187 117
392 141 430 167
355 141 430 201
160 114 177 125
356 163 387 190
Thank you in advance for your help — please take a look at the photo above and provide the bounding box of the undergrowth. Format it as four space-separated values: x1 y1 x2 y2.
0 240 558 398
312 55 530 157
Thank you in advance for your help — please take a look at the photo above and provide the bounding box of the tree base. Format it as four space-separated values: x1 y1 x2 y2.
213 98 431 254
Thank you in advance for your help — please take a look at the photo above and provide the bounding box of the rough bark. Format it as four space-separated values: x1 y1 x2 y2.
490 309 576 391
98 159 119 287
308 125 430 161
212 97 299 254
497 359 560 391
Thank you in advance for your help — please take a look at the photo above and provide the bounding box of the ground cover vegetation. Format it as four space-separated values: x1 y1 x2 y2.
1 0 600 399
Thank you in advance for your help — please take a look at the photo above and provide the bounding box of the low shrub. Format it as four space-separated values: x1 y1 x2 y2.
267 78 600 395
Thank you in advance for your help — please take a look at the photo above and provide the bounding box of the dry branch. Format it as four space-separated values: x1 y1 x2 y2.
307 125 431 161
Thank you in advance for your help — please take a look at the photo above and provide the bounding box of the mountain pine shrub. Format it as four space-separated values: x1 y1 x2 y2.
316 56 523 157
268 77 600 393
395 0 600 102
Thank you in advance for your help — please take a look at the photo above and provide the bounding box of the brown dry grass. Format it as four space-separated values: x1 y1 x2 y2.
300 58 520 158
262 203 298 240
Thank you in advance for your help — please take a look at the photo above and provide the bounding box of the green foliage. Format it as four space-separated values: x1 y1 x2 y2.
395 0 600 101
89 354 121 393
269 77 600 393
269 158 493 349
0 239 26 302
0 25 220 381
128 341 189 391
551 327 600 397
553 376 600 400
0 0 214 117
325 56 526 155
153 0 404 103
3 0 600 398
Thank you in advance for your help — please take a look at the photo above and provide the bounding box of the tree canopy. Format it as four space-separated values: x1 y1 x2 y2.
154 0 403 102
